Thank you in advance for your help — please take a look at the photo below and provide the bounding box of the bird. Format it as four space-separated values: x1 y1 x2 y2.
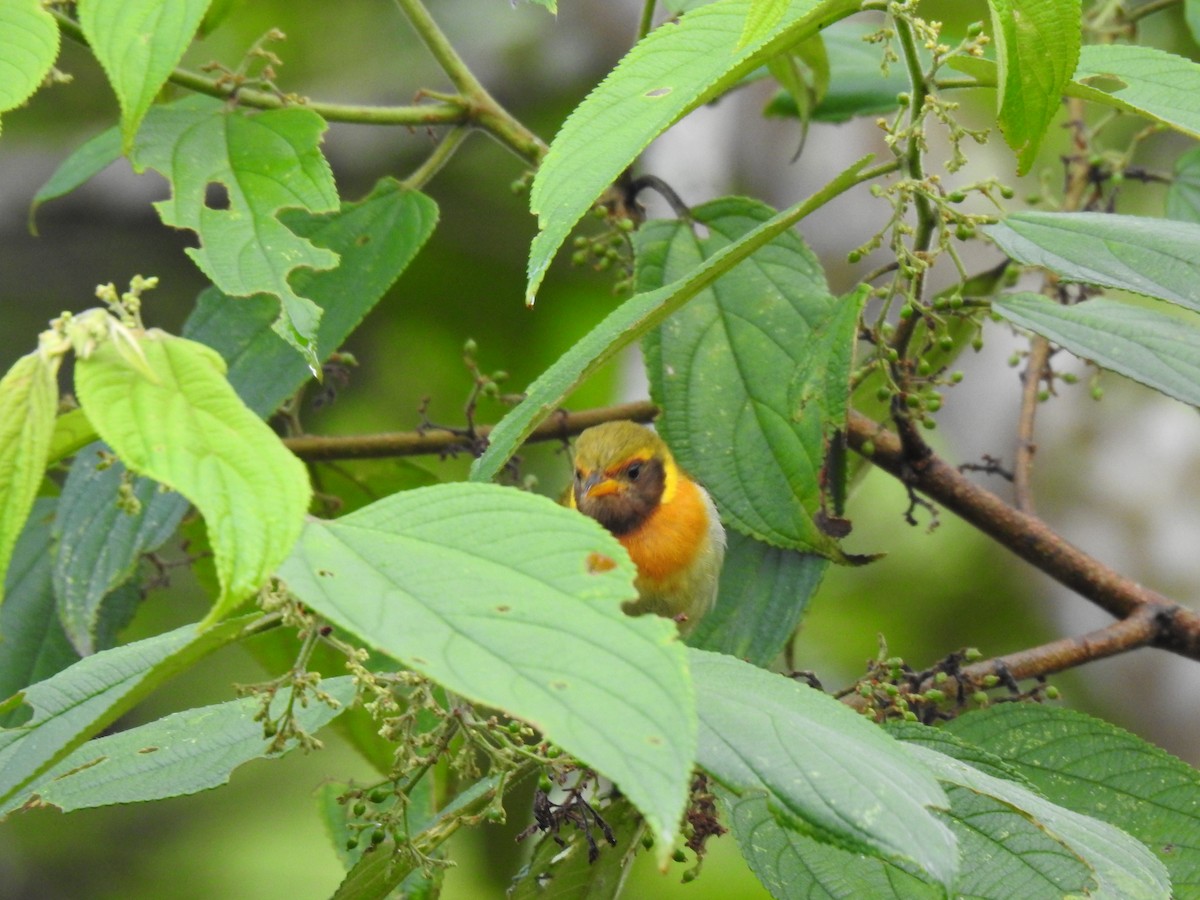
567 420 725 632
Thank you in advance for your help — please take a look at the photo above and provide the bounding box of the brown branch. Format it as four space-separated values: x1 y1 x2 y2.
847 409 1200 661
961 604 1166 683
283 400 657 461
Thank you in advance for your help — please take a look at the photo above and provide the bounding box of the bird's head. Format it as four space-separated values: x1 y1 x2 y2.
571 421 674 536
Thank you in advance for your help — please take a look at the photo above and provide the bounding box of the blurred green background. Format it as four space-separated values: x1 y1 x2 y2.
3 1 1200 897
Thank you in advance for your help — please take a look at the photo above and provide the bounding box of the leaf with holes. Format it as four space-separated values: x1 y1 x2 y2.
0 616 252 809
278 482 695 854
526 0 861 303
79 0 213 151
73 330 311 624
2 676 356 816
1072 44 1200 140
130 96 340 370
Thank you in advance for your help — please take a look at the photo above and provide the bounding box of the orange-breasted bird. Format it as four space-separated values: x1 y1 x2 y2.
568 421 726 632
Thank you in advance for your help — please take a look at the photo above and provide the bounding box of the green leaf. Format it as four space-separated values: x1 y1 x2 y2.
686 532 826 666
0 616 252 809
0 500 78 723
1189 0 1200 45
526 0 861 303
277 483 695 851
52 449 184 655
73 331 311 625
0 352 60 601
130 96 340 371
739 0 789 49
722 789 941 899
639 197 862 555
29 127 123 233
993 293 1200 409
986 0 1081 174
689 648 958 888
510 795 646 899
947 703 1200 895
0 0 60 138
1166 146 1200 224
78 0 213 152
475 156 876 483
185 178 439 418
46 180 436 643
765 22 907 124
2 676 354 816
522 0 557 10
985 211 1200 314
905 741 1170 899
1072 44 1200 140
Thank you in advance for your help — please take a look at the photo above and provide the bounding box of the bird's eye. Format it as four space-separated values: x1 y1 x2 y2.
575 468 584 482
627 463 642 481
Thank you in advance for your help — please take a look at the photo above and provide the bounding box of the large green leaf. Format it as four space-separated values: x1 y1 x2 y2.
1072 44 1200 140
905 741 1170 898
950 45 1200 145
0 500 78 722
686 531 826 667
689 648 958 888
526 0 861 303
278 483 695 850
186 178 439 418
986 0 1081 174
474 156 876 483
0 0 59 138
722 789 941 900
1166 146 1200 224
73 331 311 624
0 616 251 809
130 96 340 370
639 197 862 555
985 211 1200 314
948 704 1200 896
2 676 355 816
46 180 435 655
993 293 1200 409
78 0 212 151
0 352 60 599
52 451 182 656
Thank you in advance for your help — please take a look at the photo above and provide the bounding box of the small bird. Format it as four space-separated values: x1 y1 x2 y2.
568 420 725 632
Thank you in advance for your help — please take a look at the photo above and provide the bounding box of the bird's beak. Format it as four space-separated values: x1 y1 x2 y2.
582 472 621 499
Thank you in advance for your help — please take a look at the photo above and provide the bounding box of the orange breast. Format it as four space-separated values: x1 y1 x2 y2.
618 475 709 585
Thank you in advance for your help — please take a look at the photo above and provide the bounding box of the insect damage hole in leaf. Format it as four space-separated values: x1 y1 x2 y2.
203 182 231 211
